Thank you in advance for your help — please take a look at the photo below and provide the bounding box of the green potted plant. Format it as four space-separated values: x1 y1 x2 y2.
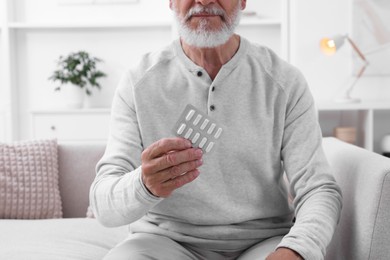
49 51 107 108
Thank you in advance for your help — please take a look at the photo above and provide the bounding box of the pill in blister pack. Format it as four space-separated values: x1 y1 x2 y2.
173 104 223 153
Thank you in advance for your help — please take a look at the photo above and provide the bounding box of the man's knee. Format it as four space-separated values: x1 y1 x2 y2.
238 236 284 260
103 233 195 260
103 233 151 260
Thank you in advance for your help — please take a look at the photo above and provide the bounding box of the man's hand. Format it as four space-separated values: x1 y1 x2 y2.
266 247 303 260
141 137 203 197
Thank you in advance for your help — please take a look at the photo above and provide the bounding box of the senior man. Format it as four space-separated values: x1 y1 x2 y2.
90 0 342 259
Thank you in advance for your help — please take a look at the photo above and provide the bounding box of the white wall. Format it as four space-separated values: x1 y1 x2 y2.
290 0 350 101
0 33 3 103
0 47 5 141
0 0 6 142
290 0 390 153
13 0 172 24
238 0 285 58
290 0 390 102
0 41 4 142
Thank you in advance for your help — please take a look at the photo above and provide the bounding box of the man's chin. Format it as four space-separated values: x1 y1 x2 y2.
181 34 232 48
187 22 223 33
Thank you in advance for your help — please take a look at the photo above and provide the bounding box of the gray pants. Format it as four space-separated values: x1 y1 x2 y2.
103 233 283 260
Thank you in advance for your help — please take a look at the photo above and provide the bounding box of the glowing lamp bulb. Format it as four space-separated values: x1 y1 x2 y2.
320 38 337 55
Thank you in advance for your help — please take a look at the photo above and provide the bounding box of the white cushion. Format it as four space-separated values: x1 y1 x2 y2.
0 218 128 260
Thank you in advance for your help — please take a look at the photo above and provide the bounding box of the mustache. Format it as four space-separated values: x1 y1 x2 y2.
184 5 227 21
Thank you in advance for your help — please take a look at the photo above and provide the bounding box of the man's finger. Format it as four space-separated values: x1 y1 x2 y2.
159 148 202 171
146 138 192 159
161 169 200 193
155 158 203 183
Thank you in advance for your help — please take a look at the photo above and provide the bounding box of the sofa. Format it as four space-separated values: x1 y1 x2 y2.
0 137 389 260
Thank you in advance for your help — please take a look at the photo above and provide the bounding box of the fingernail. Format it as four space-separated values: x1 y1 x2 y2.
193 170 200 177
197 159 203 166
195 149 203 157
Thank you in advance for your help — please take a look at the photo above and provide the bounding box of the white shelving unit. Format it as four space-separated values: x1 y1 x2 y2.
0 4 3 142
0 0 15 142
7 21 173 29
0 0 290 143
317 101 390 152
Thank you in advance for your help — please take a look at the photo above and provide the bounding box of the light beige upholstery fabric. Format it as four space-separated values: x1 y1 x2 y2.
0 139 62 219
323 138 390 260
1 138 388 260
57 143 105 218
0 218 128 260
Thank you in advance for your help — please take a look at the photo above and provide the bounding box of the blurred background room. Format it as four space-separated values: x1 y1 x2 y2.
1 0 390 156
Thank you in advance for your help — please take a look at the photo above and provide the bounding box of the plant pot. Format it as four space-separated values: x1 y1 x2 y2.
61 83 85 109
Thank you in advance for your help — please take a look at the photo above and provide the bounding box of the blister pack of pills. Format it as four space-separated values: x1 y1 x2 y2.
172 104 223 154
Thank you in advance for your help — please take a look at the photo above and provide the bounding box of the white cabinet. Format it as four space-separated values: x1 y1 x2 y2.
31 109 110 143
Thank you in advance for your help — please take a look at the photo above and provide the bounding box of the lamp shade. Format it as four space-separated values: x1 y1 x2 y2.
320 35 346 55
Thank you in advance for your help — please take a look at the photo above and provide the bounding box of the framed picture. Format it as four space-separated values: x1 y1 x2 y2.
352 0 390 75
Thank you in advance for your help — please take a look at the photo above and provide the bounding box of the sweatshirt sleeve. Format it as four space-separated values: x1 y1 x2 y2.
89 71 162 228
277 70 342 260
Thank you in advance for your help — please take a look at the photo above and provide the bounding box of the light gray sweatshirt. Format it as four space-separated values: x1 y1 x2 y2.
90 37 342 260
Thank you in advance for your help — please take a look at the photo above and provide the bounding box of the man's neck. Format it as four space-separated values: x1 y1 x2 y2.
181 34 240 80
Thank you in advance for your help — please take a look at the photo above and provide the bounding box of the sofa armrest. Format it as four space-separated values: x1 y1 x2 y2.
322 137 390 260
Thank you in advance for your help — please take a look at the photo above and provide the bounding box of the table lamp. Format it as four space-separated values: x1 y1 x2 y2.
320 34 369 103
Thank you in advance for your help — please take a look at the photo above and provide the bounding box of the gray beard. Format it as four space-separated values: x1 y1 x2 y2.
173 4 242 48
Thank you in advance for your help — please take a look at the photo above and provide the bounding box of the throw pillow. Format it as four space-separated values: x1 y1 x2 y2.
0 139 62 219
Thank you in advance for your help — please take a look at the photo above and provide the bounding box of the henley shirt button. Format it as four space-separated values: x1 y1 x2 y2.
212 86 215 92
210 105 215 111
197 71 203 77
